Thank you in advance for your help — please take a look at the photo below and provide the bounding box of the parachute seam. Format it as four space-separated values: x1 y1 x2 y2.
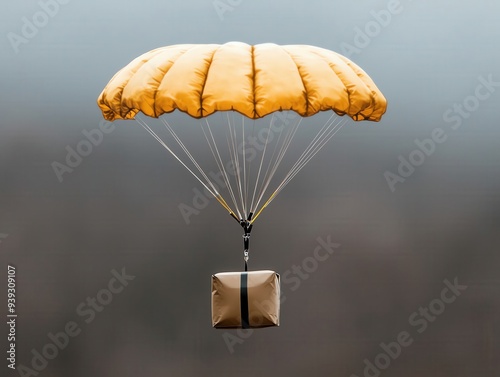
315 49 376 120
152 47 192 118
335 54 377 120
118 48 168 119
307 49 353 117
282 48 309 116
199 47 218 118
251 45 257 118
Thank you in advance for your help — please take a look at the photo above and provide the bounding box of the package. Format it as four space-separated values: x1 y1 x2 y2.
211 270 280 329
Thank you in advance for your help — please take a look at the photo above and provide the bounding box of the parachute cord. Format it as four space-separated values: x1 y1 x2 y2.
241 116 248 218
137 112 347 227
251 115 302 214
250 116 347 225
136 117 239 219
273 118 347 199
160 118 224 200
252 116 292 210
250 192 275 225
249 114 274 212
201 119 243 220
226 114 246 219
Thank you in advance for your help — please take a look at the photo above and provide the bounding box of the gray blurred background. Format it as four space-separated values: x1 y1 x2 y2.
1 1 499 376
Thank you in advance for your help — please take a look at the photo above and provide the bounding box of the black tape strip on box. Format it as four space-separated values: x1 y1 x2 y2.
240 272 250 328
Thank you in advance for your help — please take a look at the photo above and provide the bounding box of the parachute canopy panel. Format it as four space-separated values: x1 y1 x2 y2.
97 42 387 122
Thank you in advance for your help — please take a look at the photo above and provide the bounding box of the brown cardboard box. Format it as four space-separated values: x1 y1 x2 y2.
211 270 280 329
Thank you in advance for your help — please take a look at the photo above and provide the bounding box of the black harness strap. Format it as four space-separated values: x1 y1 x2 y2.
240 212 253 272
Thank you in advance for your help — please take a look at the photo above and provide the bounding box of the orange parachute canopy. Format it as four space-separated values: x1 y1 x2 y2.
97 42 386 122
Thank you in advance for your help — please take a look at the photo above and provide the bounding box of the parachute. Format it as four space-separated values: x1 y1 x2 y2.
97 42 387 268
